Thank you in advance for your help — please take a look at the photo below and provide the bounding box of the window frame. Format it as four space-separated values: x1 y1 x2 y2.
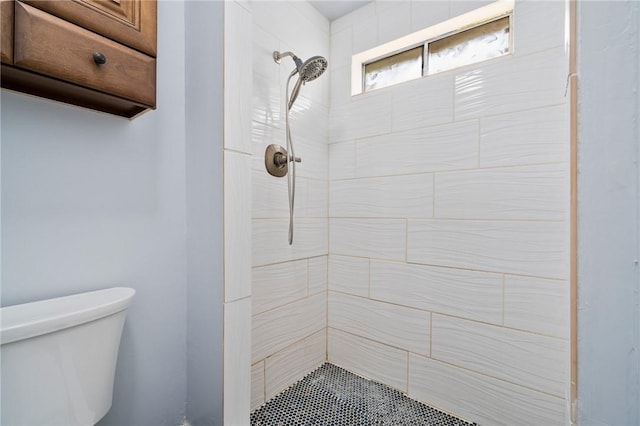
353 0 514 95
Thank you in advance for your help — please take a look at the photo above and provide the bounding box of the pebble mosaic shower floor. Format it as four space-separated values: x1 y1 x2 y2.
250 363 475 426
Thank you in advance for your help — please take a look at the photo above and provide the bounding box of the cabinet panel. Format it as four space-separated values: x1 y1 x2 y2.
1 63 149 117
1 0 12 63
22 0 156 56
14 1 155 107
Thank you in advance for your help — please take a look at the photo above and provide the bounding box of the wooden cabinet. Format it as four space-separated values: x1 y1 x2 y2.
1 0 156 118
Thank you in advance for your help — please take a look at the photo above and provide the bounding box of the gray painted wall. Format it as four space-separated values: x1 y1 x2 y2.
1 1 192 424
185 1 225 425
577 1 640 425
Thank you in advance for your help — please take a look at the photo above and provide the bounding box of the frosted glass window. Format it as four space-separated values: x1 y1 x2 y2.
427 17 510 75
364 47 423 92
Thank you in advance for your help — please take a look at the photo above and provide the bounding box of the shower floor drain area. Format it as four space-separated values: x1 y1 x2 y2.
250 363 475 426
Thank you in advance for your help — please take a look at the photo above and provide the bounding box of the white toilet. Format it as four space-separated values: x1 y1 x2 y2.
0 287 135 426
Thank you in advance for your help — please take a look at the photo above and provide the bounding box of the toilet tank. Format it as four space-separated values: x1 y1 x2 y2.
0 287 135 426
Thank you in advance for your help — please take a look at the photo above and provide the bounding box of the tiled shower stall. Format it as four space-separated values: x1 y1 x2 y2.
224 1 571 424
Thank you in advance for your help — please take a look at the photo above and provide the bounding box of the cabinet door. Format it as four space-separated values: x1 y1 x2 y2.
1 0 12 63
22 0 156 56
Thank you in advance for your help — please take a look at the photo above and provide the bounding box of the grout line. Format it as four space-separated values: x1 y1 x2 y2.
326 160 570 182
429 312 433 358
325 216 567 223
331 290 435 315
502 273 506 326
427 355 567 400
329 327 419 358
405 219 409 263
262 360 266 406
254 291 325 317
432 172 436 218
327 256 568 282
477 119 482 168
367 258 372 298
259 329 327 368
328 288 568 340
306 258 310 297
405 351 410 394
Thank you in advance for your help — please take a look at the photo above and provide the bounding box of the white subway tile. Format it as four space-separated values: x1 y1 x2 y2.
329 292 430 355
408 220 569 279
308 256 328 295
252 24 279 81
434 164 569 221
431 314 568 397
295 136 328 180
480 105 570 167
252 121 285 165
353 15 378 53
252 218 328 267
504 275 569 339
224 1 253 154
251 361 265 411
355 121 478 178
391 74 454 132
377 1 412 44
409 354 566 426
289 1 330 37
330 174 433 218
306 178 328 217
252 260 308 315
292 69 329 112
256 4 328 60
330 219 406 261
450 0 495 17
289 100 329 147
331 2 376 35
328 255 370 297
250 1 275 31
253 73 282 128
253 293 327 363
330 65 353 108
514 1 567 57
225 151 252 302
329 141 355 180
370 261 502 324
330 92 392 143
265 330 327 399
328 328 408 392
330 28 353 71
410 0 450 32
224 298 251 425
454 48 568 121
252 168 297 219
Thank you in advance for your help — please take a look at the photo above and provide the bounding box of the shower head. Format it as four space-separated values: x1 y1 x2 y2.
297 56 328 82
273 51 328 82
274 51 328 110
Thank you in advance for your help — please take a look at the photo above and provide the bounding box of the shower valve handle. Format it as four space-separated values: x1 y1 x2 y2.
266 144 302 178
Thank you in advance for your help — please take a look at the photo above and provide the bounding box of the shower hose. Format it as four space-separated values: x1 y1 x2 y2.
285 72 297 245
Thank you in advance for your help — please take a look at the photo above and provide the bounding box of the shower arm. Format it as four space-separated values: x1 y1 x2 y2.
273 51 297 64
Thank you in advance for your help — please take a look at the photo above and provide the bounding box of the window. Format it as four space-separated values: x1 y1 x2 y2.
427 16 510 75
364 46 423 92
353 0 514 95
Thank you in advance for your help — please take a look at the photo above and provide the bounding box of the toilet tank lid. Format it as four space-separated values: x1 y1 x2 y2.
1 287 135 345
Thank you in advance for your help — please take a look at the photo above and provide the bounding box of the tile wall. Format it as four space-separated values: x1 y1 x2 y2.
249 1 330 411
223 2 253 424
328 1 570 425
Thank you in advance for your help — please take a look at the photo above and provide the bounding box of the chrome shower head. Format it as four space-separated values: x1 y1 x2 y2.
274 51 328 110
273 51 328 81
298 56 328 82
